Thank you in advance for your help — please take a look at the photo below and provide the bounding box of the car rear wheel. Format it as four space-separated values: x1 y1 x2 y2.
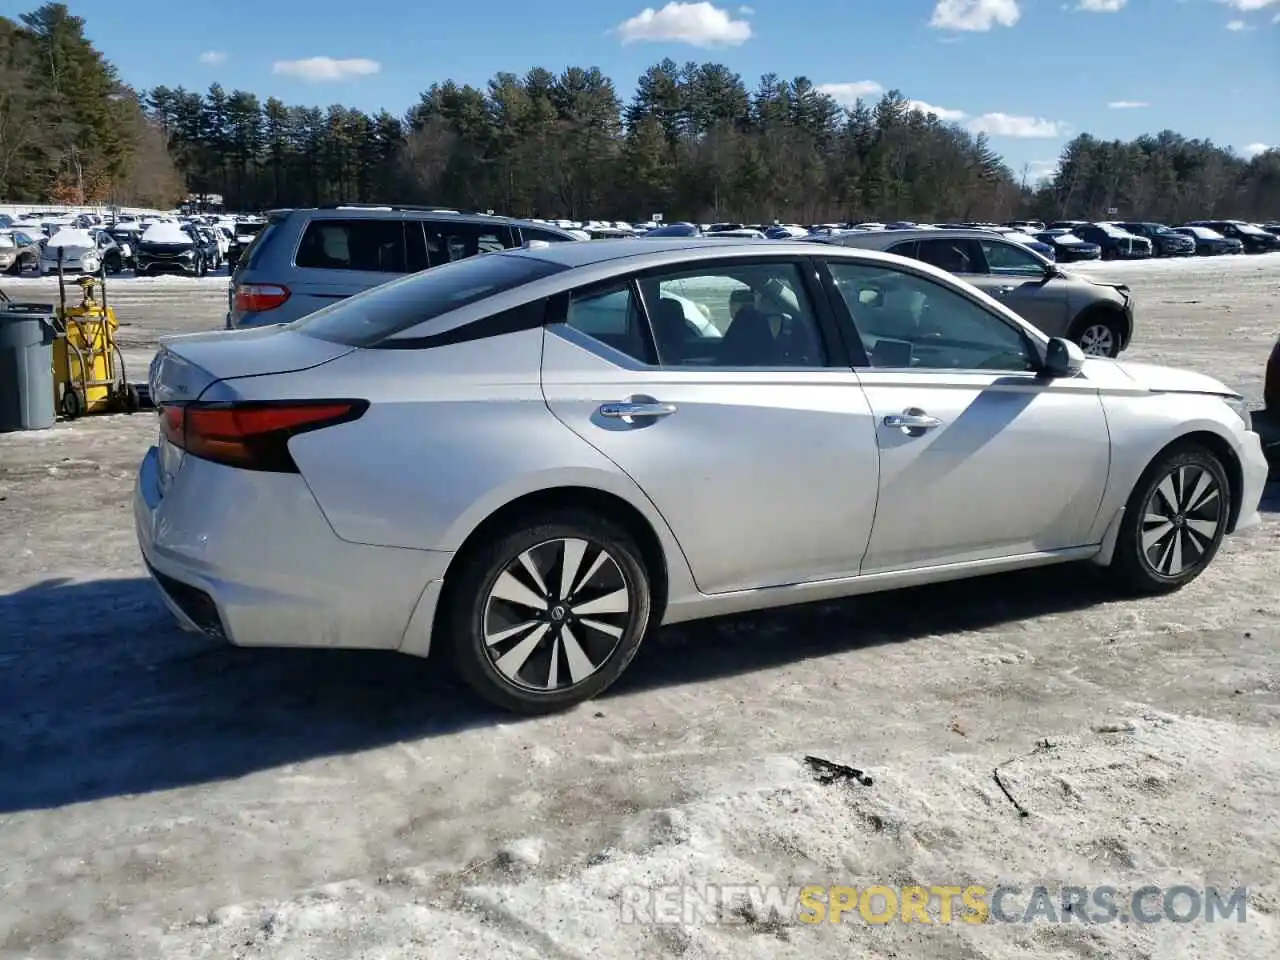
1110 444 1230 595
448 510 653 714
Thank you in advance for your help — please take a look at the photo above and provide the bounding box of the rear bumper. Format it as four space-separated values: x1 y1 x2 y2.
134 445 452 654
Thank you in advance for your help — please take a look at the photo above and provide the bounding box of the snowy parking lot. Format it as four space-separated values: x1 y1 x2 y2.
2 256 1279 959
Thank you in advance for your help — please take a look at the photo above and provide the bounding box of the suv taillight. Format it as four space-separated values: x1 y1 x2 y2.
160 400 368 473
1265 337 1280 412
233 283 290 313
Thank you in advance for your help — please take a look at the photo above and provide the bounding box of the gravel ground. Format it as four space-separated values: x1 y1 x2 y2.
1 256 1279 960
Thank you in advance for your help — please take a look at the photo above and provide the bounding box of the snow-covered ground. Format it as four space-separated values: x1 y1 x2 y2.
1 253 1279 960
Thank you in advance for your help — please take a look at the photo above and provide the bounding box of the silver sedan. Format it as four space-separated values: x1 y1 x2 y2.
135 239 1269 713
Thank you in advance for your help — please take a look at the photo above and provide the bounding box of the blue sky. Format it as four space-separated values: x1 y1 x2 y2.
31 0 1280 179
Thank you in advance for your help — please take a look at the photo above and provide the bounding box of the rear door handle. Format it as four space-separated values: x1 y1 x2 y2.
598 401 677 421
883 410 943 432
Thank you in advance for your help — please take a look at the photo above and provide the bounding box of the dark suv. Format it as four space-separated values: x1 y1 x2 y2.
226 205 581 329
1116 222 1196 257
1185 220 1280 255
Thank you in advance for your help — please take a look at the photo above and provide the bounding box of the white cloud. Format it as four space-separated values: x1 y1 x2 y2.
198 51 226 65
1107 100 1149 108
1241 143 1272 158
1026 160 1059 181
1225 19 1251 29
816 81 885 107
615 2 753 47
738 4 753 12
908 99 969 121
271 57 381 82
1077 0 1126 10
1218 0 1278 10
929 0 1020 31
966 112 1064 138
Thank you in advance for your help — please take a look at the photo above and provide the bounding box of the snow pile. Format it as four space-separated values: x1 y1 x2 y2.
140 222 192 245
54 716 1279 959
44 228 95 249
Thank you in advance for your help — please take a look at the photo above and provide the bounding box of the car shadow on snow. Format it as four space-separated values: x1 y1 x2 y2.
0 559 1130 813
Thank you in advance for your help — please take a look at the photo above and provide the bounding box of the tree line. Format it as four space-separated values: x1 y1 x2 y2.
2 4 1277 224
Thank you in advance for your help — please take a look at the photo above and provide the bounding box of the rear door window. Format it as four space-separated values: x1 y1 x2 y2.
424 220 515 267
237 220 279 273
294 219 408 272
914 238 983 274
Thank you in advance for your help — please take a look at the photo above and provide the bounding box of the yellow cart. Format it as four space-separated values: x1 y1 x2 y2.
51 263 139 418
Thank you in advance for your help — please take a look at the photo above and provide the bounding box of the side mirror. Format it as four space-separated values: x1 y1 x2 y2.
1043 336 1085 377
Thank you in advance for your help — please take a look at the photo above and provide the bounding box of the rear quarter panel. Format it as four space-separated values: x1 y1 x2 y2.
251 331 692 592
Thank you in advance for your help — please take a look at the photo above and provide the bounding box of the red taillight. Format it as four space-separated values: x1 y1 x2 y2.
233 283 291 313
159 400 367 472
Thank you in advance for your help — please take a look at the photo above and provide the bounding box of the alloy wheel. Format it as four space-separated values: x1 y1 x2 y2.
481 538 632 692
1078 324 1116 357
1139 464 1223 578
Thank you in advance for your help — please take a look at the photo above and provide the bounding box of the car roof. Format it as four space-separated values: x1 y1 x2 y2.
499 236 1010 280
815 227 1012 246
285 206 573 234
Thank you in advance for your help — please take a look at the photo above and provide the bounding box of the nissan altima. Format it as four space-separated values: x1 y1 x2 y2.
136 239 1269 713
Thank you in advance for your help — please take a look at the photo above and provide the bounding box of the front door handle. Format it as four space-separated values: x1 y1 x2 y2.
995 285 1017 295
599 400 677 421
883 409 943 434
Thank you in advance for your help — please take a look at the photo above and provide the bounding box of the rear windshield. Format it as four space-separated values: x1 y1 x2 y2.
290 252 567 347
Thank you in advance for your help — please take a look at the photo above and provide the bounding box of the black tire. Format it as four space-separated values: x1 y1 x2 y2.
119 382 140 413
1109 443 1231 595
447 510 653 714
60 388 83 420
1070 312 1123 358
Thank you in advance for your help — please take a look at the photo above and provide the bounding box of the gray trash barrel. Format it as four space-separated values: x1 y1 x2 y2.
0 303 57 432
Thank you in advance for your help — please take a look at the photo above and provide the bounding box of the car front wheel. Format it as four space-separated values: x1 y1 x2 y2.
1110 443 1230 595
448 510 653 714
1073 314 1123 358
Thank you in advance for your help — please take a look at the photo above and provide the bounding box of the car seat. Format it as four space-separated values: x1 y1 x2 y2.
721 306 782 366
651 297 693 363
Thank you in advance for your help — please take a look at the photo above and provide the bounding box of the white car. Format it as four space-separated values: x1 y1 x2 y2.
39 228 102 276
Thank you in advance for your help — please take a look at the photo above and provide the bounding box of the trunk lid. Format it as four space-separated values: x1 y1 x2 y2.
149 327 355 406
149 328 356 496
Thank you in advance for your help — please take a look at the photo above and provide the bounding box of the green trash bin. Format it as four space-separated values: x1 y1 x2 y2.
0 302 57 432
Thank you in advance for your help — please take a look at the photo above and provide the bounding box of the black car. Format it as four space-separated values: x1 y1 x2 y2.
135 224 207 276
225 220 267 267
1172 226 1244 256
185 224 222 269
1034 229 1102 262
107 226 142 268
1071 223 1153 259
1187 220 1280 254
1116 222 1196 257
